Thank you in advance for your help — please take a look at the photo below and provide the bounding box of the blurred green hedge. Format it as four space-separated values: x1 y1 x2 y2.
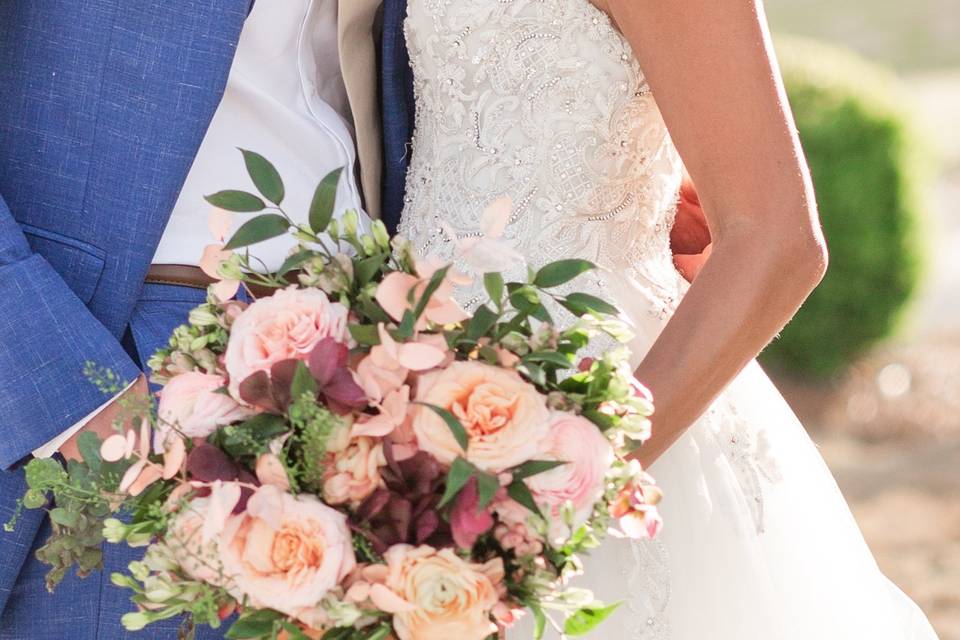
760 37 933 378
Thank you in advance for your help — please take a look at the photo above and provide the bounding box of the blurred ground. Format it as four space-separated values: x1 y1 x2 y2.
766 63 960 638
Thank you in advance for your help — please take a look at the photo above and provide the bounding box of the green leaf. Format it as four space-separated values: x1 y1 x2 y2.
309 167 344 233
466 304 498 340
240 149 285 205
355 253 388 286
204 190 266 213
418 402 468 452
533 259 596 288
225 608 281 638
223 214 290 250
563 602 621 636
517 362 546 387
76 431 103 472
523 351 573 368
439 457 475 508
483 272 504 309
476 471 500 508
49 507 79 528
528 601 547 640
507 480 541 516
349 324 381 346
511 459 568 480
277 249 313 276
396 309 417 340
291 361 319 400
562 292 619 316
22 489 48 510
279 622 311 640
363 623 392 640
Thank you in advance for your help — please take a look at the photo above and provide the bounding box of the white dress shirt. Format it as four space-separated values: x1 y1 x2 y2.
35 0 365 457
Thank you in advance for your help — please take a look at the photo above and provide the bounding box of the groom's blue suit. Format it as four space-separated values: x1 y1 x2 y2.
0 0 413 636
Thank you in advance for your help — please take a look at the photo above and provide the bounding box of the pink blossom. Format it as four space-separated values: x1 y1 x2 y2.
450 477 496 550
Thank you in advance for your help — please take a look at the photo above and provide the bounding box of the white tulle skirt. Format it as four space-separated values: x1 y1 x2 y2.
513 273 938 639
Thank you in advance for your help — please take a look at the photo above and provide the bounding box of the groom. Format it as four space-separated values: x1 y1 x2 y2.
0 1 708 636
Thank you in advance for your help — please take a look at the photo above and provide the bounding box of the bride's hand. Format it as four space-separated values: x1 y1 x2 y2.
597 0 828 461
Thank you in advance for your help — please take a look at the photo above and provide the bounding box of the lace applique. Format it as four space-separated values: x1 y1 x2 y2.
625 540 673 640
400 0 686 318
712 401 783 535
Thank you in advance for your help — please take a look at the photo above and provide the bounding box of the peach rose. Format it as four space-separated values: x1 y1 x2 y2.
412 362 549 472
383 545 501 640
166 481 242 585
322 425 386 506
224 287 350 399
526 412 613 541
219 485 356 620
156 372 254 445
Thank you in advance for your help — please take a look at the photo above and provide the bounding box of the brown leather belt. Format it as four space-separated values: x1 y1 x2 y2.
146 264 289 299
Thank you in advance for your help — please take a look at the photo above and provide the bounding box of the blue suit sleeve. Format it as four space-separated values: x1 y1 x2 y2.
0 194 141 470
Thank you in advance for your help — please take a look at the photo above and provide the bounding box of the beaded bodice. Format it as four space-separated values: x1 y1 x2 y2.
399 0 686 315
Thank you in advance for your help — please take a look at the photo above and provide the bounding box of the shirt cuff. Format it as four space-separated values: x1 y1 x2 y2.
31 380 137 459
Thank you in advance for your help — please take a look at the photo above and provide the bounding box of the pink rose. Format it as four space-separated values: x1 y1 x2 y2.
322 425 386 506
412 361 550 473
382 545 502 640
156 372 254 445
526 412 613 541
219 485 356 620
224 287 350 399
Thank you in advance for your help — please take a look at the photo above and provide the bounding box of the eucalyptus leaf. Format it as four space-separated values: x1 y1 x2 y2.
563 602 621 636
49 507 79 528
309 167 344 233
349 324 381 346
225 609 281 639
523 351 573 368
223 214 290 250
533 259 596 288
76 431 103 472
439 457 475 508
204 190 266 213
355 253 387 286
277 249 314 275
240 149 285 205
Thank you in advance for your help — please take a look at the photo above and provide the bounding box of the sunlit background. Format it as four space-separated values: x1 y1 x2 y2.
764 2 960 636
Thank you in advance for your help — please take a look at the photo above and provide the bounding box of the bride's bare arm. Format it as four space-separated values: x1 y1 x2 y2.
594 0 829 465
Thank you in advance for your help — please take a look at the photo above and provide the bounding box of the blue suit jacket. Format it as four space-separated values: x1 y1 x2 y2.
0 0 414 631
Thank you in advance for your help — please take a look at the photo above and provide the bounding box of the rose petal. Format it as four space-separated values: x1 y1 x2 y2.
361 563 389 583
369 583 416 613
397 342 446 371
425 299 470 326
255 453 291 491
162 436 186 480
208 208 233 242
100 434 130 462
199 244 232 279
128 463 164 497
480 195 513 239
375 273 419 322
212 279 241 303
345 582 371 603
351 414 397 438
138 418 151 459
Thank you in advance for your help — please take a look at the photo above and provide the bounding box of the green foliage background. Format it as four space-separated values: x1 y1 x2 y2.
760 38 934 377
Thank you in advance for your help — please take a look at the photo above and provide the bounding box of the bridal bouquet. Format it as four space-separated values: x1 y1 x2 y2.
10 152 662 640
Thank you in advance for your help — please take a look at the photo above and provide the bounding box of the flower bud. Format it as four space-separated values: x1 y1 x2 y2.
121 612 152 631
188 306 219 327
103 518 126 544
360 234 376 255
342 209 359 238
371 219 390 250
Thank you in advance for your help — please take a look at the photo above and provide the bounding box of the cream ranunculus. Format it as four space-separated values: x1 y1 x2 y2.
322 424 387 506
223 287 350 399
383 544 502 640
412 361 549 472
219 485 356 620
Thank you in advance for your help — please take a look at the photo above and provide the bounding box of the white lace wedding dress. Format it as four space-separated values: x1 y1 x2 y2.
398 0 938 637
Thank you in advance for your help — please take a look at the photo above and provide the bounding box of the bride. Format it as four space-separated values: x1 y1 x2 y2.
396 0 938 637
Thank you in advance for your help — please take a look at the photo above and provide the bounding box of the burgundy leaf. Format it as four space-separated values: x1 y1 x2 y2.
355 488 391 523
269 359 301 408
414 510 440 544
323 368 368 412
186 443 241 483
235 469 259 513
450 477 495 549
308 337 348 386
238 371 278 412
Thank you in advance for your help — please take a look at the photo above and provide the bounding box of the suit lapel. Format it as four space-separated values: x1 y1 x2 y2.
338 0 383 219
